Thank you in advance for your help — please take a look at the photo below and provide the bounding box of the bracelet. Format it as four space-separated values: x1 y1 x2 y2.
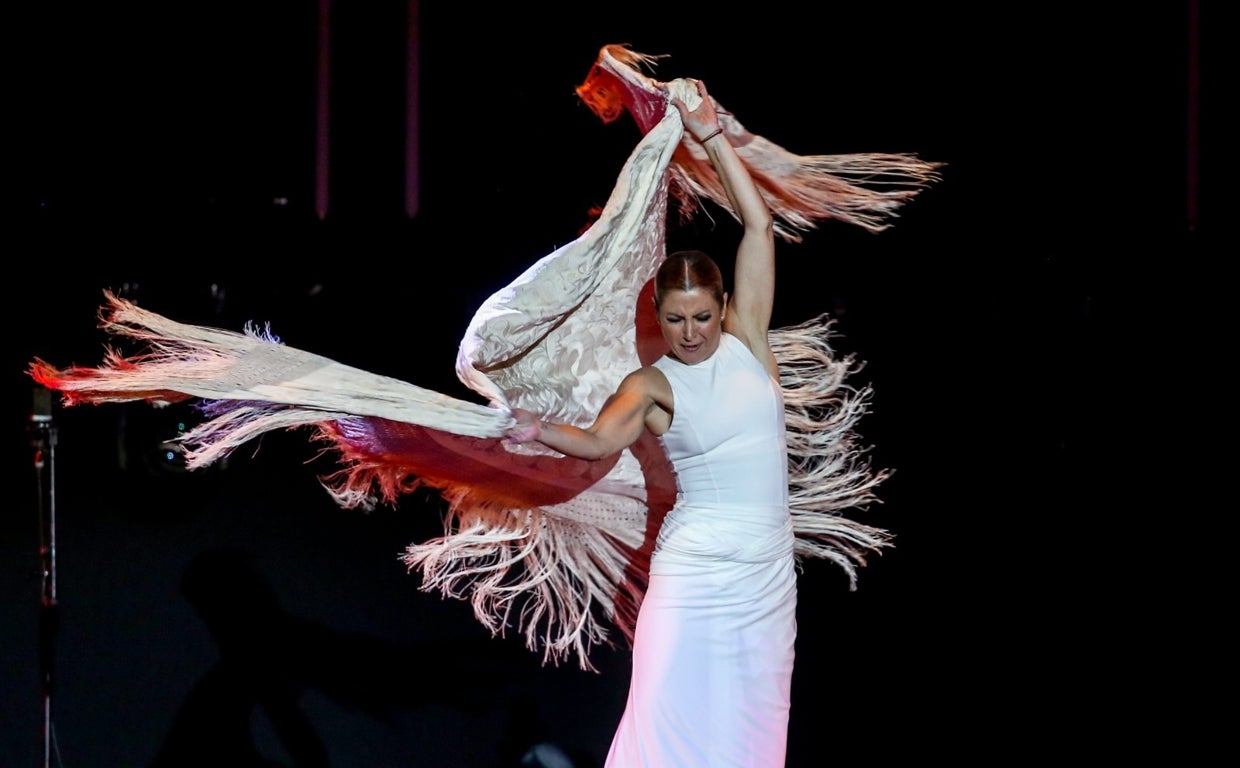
698 127 724 144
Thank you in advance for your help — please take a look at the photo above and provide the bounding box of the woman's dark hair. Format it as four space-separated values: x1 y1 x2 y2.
654 250 725 309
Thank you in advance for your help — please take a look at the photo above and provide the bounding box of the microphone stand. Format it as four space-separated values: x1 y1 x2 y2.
30 388 58 768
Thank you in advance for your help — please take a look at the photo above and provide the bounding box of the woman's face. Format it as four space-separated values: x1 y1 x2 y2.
657 288 726 365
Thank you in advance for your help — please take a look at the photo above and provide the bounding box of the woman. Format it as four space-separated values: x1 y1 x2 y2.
505 78 795 767
30 51 929 760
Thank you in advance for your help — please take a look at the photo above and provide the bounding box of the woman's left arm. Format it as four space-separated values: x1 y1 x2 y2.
672 80 777 372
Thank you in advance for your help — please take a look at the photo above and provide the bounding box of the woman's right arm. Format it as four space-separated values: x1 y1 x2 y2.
505 368 664 460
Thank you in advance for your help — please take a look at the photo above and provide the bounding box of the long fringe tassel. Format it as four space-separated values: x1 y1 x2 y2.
772 314 893 585
303 417 654 671
399 497 649 671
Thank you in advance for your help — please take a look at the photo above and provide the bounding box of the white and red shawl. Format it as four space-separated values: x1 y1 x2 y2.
30 45 941 670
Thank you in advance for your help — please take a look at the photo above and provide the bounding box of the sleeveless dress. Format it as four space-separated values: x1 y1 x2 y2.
605 333 797 767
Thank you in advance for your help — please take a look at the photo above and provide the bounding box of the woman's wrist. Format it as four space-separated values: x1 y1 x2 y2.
698 127 724 144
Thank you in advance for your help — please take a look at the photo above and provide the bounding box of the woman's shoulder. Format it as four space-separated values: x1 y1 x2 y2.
621 364 674 414
627 363 672 388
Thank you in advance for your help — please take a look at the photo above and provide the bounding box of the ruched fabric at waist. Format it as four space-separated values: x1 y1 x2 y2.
651 501 794 571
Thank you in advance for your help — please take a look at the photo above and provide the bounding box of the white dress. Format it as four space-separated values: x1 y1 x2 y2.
605 333 797 767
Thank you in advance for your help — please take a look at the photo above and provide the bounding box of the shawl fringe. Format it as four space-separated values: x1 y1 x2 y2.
772 314 893 584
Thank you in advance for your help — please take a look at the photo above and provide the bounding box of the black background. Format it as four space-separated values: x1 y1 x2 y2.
5 2 1215 766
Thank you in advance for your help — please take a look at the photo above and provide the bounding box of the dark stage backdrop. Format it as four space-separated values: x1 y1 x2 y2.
6 3 1209 767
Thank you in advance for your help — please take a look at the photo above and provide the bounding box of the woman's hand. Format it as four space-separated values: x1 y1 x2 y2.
672 79 724 144
504 408 542 445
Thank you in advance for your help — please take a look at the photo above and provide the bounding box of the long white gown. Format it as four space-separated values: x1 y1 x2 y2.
606 333 797 767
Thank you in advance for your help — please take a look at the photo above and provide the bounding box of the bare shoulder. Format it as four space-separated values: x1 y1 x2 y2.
620 365 672 405
620 365 673 434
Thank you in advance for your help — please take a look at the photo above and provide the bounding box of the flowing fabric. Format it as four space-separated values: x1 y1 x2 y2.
28 45 940 671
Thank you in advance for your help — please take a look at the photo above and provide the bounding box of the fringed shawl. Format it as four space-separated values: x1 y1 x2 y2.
29 46 940 671
576 45 943 237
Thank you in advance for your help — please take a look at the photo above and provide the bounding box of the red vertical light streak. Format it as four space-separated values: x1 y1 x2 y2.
405 0 420 218
1186 0 1198 233
315 0 332 220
